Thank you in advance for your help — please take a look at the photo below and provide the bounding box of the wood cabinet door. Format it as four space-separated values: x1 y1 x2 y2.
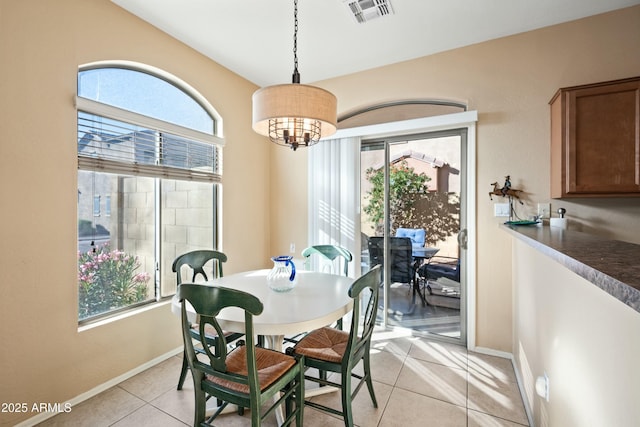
566 79 640 195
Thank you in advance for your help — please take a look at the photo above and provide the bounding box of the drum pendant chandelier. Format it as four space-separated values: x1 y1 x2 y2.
252 0 337 151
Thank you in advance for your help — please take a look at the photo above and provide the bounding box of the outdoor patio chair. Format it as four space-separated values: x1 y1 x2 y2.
417 256 461 308
417 256 460 283
367 236 414 285
395 227 426 248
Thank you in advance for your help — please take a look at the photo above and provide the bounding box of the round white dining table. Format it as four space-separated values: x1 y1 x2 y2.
172 269 354 351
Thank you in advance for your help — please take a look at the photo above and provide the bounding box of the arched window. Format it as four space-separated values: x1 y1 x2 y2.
78 66 217 134
77 63 223 323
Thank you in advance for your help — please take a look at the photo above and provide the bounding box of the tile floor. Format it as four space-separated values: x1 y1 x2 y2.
37 330 529 427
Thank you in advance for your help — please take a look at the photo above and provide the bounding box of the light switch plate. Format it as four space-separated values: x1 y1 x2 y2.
494 203 510 217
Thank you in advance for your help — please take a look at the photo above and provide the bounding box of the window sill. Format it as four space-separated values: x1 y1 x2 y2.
78 299 172 332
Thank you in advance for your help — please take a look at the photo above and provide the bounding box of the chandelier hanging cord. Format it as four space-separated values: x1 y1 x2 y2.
292 0 300 83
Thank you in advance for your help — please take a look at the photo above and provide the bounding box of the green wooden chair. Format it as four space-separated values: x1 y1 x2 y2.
301 244 353 277
173 249 227 284
173 250 244 391
301 244 353 331
287 265 381 427
178 284 305 427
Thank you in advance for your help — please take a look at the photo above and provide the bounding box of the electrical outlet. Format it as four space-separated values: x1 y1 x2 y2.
537 203 551 219
494 203 510 217
535 373 550 402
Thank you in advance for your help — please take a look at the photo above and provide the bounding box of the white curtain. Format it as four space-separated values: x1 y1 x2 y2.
308 136 361 277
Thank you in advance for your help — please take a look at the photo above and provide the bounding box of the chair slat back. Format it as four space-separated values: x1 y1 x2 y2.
302 245 353 276
346 266 381 361
178 284 262 377
172 250 227 284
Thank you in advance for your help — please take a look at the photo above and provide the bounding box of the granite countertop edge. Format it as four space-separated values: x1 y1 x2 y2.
500 224 640 313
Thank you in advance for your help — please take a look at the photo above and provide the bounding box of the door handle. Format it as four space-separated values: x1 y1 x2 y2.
457 229 468 250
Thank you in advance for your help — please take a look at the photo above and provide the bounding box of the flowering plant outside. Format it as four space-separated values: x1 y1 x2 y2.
78 244 151 319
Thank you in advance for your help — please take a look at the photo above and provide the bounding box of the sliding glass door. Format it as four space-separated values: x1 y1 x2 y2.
361 130 467 342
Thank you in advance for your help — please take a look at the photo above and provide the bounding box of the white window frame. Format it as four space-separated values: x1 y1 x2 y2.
76 62 225 324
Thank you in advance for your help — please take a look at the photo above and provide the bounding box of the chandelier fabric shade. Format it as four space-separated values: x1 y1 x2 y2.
252 83 337 150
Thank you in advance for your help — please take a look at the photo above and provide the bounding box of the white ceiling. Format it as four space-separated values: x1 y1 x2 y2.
112 0 640 87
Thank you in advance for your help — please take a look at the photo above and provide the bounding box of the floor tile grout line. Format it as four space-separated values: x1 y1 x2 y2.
106 386 148 426
467 407 531 427
146 391 192 426
372 383 396 427
391 380 467 411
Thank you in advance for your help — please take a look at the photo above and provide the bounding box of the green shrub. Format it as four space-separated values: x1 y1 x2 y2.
78 244 151 320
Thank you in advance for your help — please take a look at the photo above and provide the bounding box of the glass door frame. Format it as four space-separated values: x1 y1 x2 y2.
362 128 468 344
324 110 477 347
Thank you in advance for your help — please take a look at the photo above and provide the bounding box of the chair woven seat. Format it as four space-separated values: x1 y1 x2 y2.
293 327 349 363
208 346 297 394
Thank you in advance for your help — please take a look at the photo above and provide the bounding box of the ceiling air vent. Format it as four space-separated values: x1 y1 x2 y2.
343 0 394 24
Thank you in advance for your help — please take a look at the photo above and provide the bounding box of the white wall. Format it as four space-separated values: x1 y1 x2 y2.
512 239 640 427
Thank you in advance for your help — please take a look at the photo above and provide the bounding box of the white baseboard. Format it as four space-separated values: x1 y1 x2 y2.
14 347 183 427
509 356 536 427
469 345 512 359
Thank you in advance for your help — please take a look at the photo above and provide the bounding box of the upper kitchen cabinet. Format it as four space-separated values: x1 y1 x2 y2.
550 76 640 198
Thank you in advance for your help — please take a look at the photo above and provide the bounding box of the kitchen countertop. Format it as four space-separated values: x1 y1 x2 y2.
501 224 640 313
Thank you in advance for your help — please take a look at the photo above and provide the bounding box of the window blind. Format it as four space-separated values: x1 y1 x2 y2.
78 111 221 183
78 111 220 182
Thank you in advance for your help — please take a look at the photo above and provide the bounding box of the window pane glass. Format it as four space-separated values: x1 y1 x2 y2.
93 195 101 216
78 68 214 134
78 170 155 321
160 179 215 297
